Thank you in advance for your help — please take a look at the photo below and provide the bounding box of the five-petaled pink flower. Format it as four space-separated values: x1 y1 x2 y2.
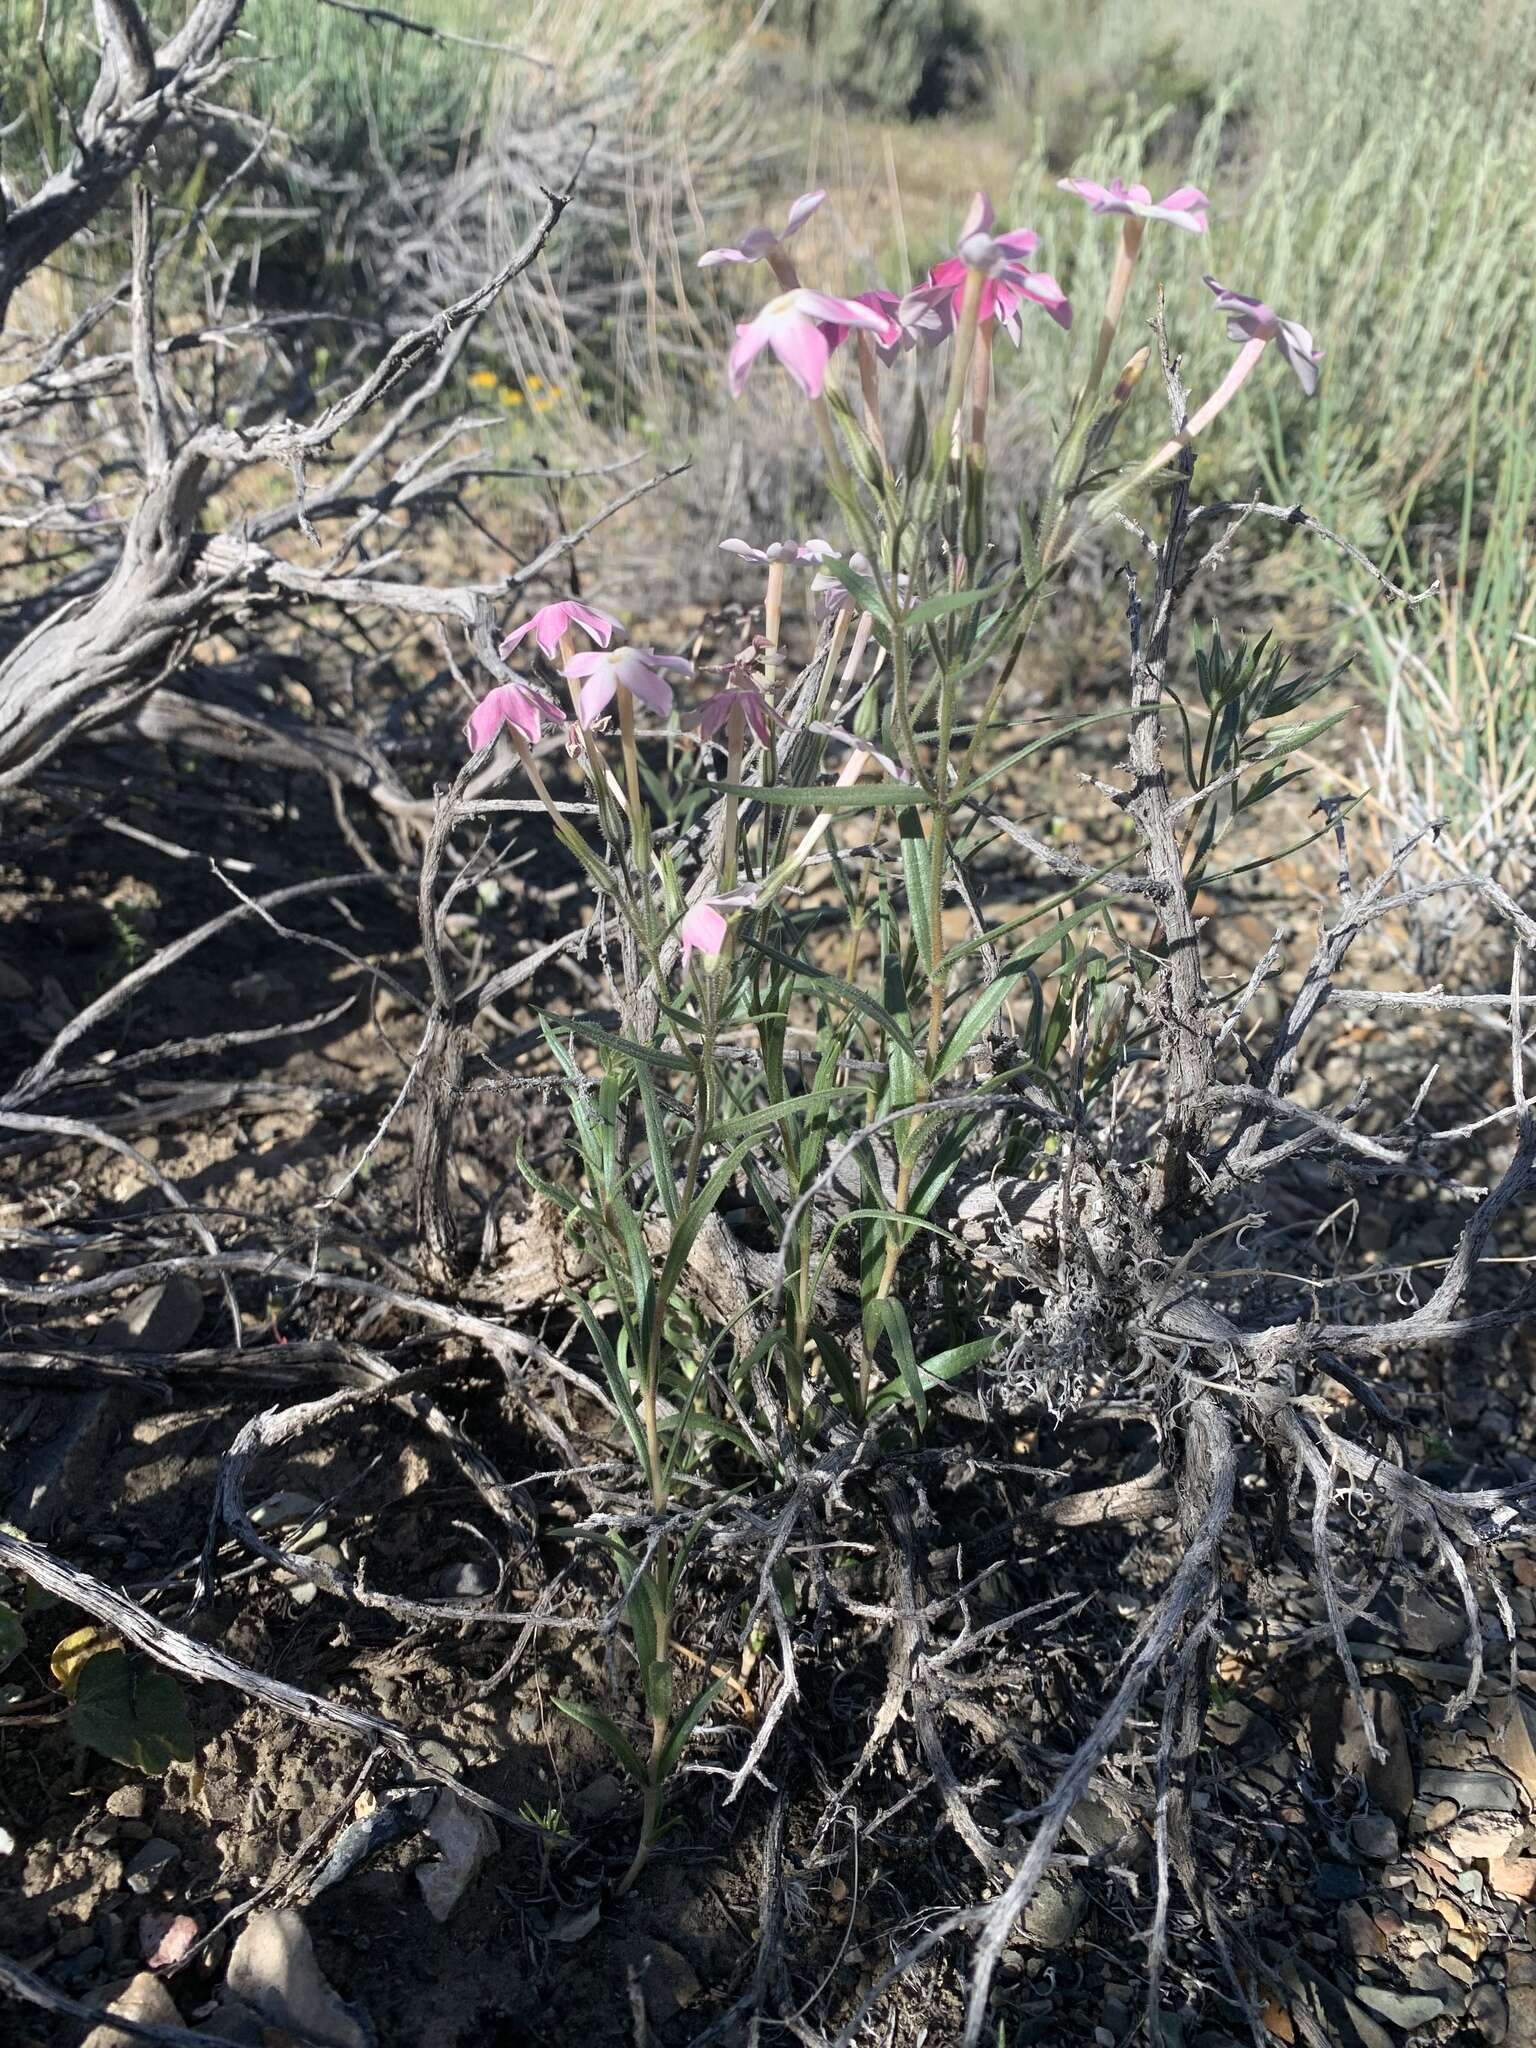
719 538 807 566
802 539 907 619
729 289 892 400
1204 276 1323 396
1057 177 1209 233
679 889 755 968
466 679 566 753
564 646 692 724
821 288 945 364
691 682 777 748
699 190 826 268
910 193 1071 342
498 600 620 661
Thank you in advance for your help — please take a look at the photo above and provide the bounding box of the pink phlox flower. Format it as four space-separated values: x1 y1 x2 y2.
465 679 567 753
498 600 621 661
679 887 756 968
564 646 692 724
818 287 942 365
1057 177 1210 233
690 681 777 748
802 539 907 619
911 193 1071 341
719 537 808 566
728 289 891 400
1203 276 1323 397
699 190 826 268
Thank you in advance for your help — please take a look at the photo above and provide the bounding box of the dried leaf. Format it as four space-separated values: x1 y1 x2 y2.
50 1624 116 1696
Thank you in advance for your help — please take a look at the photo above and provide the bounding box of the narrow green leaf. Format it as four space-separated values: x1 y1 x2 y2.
899 808 936 974
746 935 918 1059
552 1699 647 1784
904 583 998 630
721 780 929 812
867 1297 926 1429
659 1676 728 1780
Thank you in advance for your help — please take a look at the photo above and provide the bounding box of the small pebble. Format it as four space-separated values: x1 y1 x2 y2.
125 1840 181 1895
1350 1812 1400 1861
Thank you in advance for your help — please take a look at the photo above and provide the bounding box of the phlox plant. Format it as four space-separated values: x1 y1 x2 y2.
463 174 1323 1888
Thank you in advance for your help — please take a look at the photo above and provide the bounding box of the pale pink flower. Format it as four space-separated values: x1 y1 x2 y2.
1204 276 1323 397
1057 177 1210 233
679 899 730 966
466 678 566 752
909 192 1071 343
699 190 826 268
498 600 620 661
679 888 755 968
690 682 777 747
565 646 692 724
802 539 907 619
728 289 891 400
719 538 808 566
820 287 945 364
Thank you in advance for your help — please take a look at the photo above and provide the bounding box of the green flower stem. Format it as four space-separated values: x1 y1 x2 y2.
857 331 890 474
810 392 855 504
720 704 745 895
967 314 995 473
1077 216 1145 424
932 266 986 475
764 559 785 691
616 686 653 895
508 729 604 872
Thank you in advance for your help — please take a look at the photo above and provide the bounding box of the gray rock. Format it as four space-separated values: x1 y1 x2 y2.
81 1973 181 2047
1338 1901 1388 1958
1470 1982 1509 2043
104 1786 147 1820
1023 1872 1086 1948
1446 1809 1525 1860
1340 1997 1396 2048
98 1276 205 1354
1407 1955 1465 2011
1498 1701 1536 1806
1379 1586 1468 1656
1420 1769 1520 1812
1506 1983 1536 2048
1315 1862 1365 1902
1311 1681 1414 1821
1351 1812 1400 1861
632 1938 700 2027
414 1790 497 1924
1356 1985 1455 2028
431 1560 495 1598
124 1840 180 1894
225 1910 370 2048
572 1771 623 1821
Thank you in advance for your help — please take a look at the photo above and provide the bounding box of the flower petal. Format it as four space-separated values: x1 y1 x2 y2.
767 316 832 398
1276 317 1323 396
960 191 995 240
783 189 827 237
728 318 775 397
1023 271 1073 329
1057 176 1113 209
578 672 617 723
